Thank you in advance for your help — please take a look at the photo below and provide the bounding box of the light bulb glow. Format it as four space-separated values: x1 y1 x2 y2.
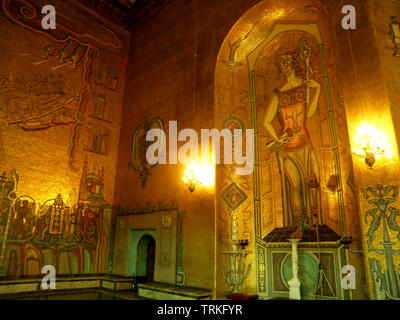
352 121 393 161
182 161 215 188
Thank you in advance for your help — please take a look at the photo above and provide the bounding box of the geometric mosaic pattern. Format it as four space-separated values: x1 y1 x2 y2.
221 182 248 210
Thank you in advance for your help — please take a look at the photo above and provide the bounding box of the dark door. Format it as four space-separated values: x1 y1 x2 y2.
146 238 155 283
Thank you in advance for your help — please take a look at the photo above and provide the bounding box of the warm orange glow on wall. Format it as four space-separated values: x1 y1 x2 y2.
352 121 393 168
182 161 215 192
196 162 215 187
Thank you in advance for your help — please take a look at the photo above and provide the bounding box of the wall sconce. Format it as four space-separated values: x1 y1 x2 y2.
352 122 392 169
182 161 215 193
182 163 200 193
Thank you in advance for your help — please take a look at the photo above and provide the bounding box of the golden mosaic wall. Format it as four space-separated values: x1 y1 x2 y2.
214 0 383 299
356 0 400 300
113 0 263 292
0 0 130 276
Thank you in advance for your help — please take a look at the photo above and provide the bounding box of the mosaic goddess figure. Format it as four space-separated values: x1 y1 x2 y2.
263 46 322 238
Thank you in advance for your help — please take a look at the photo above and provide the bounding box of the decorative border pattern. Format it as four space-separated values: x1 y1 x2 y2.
176 210 186 286
346 167 356 195
257 244 266 292
115 201 179 216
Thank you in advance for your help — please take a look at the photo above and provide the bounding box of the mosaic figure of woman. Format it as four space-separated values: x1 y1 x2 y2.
263 50 322 238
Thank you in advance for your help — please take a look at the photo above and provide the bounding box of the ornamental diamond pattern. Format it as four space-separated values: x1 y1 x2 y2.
221 183 248 210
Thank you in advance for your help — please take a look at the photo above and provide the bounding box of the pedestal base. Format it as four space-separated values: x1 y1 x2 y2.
288 238 301 300
288 277 301 300
256 226 346 300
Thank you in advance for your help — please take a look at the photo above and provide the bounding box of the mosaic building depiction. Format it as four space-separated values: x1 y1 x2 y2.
0 0 400 302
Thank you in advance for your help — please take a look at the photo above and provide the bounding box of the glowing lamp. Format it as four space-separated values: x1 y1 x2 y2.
352 122 392 169
182 163 200 193
182 161 215 193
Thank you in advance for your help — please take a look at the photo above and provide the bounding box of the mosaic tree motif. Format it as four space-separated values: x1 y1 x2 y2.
363 185 400 300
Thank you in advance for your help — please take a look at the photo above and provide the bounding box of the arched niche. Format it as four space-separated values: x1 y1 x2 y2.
214 0 358 296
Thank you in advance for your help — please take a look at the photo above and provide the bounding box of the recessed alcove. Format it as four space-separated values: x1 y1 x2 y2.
113 210 179 285
128 230 156 284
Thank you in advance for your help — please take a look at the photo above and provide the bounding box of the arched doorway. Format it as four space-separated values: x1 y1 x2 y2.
136 235 156 284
